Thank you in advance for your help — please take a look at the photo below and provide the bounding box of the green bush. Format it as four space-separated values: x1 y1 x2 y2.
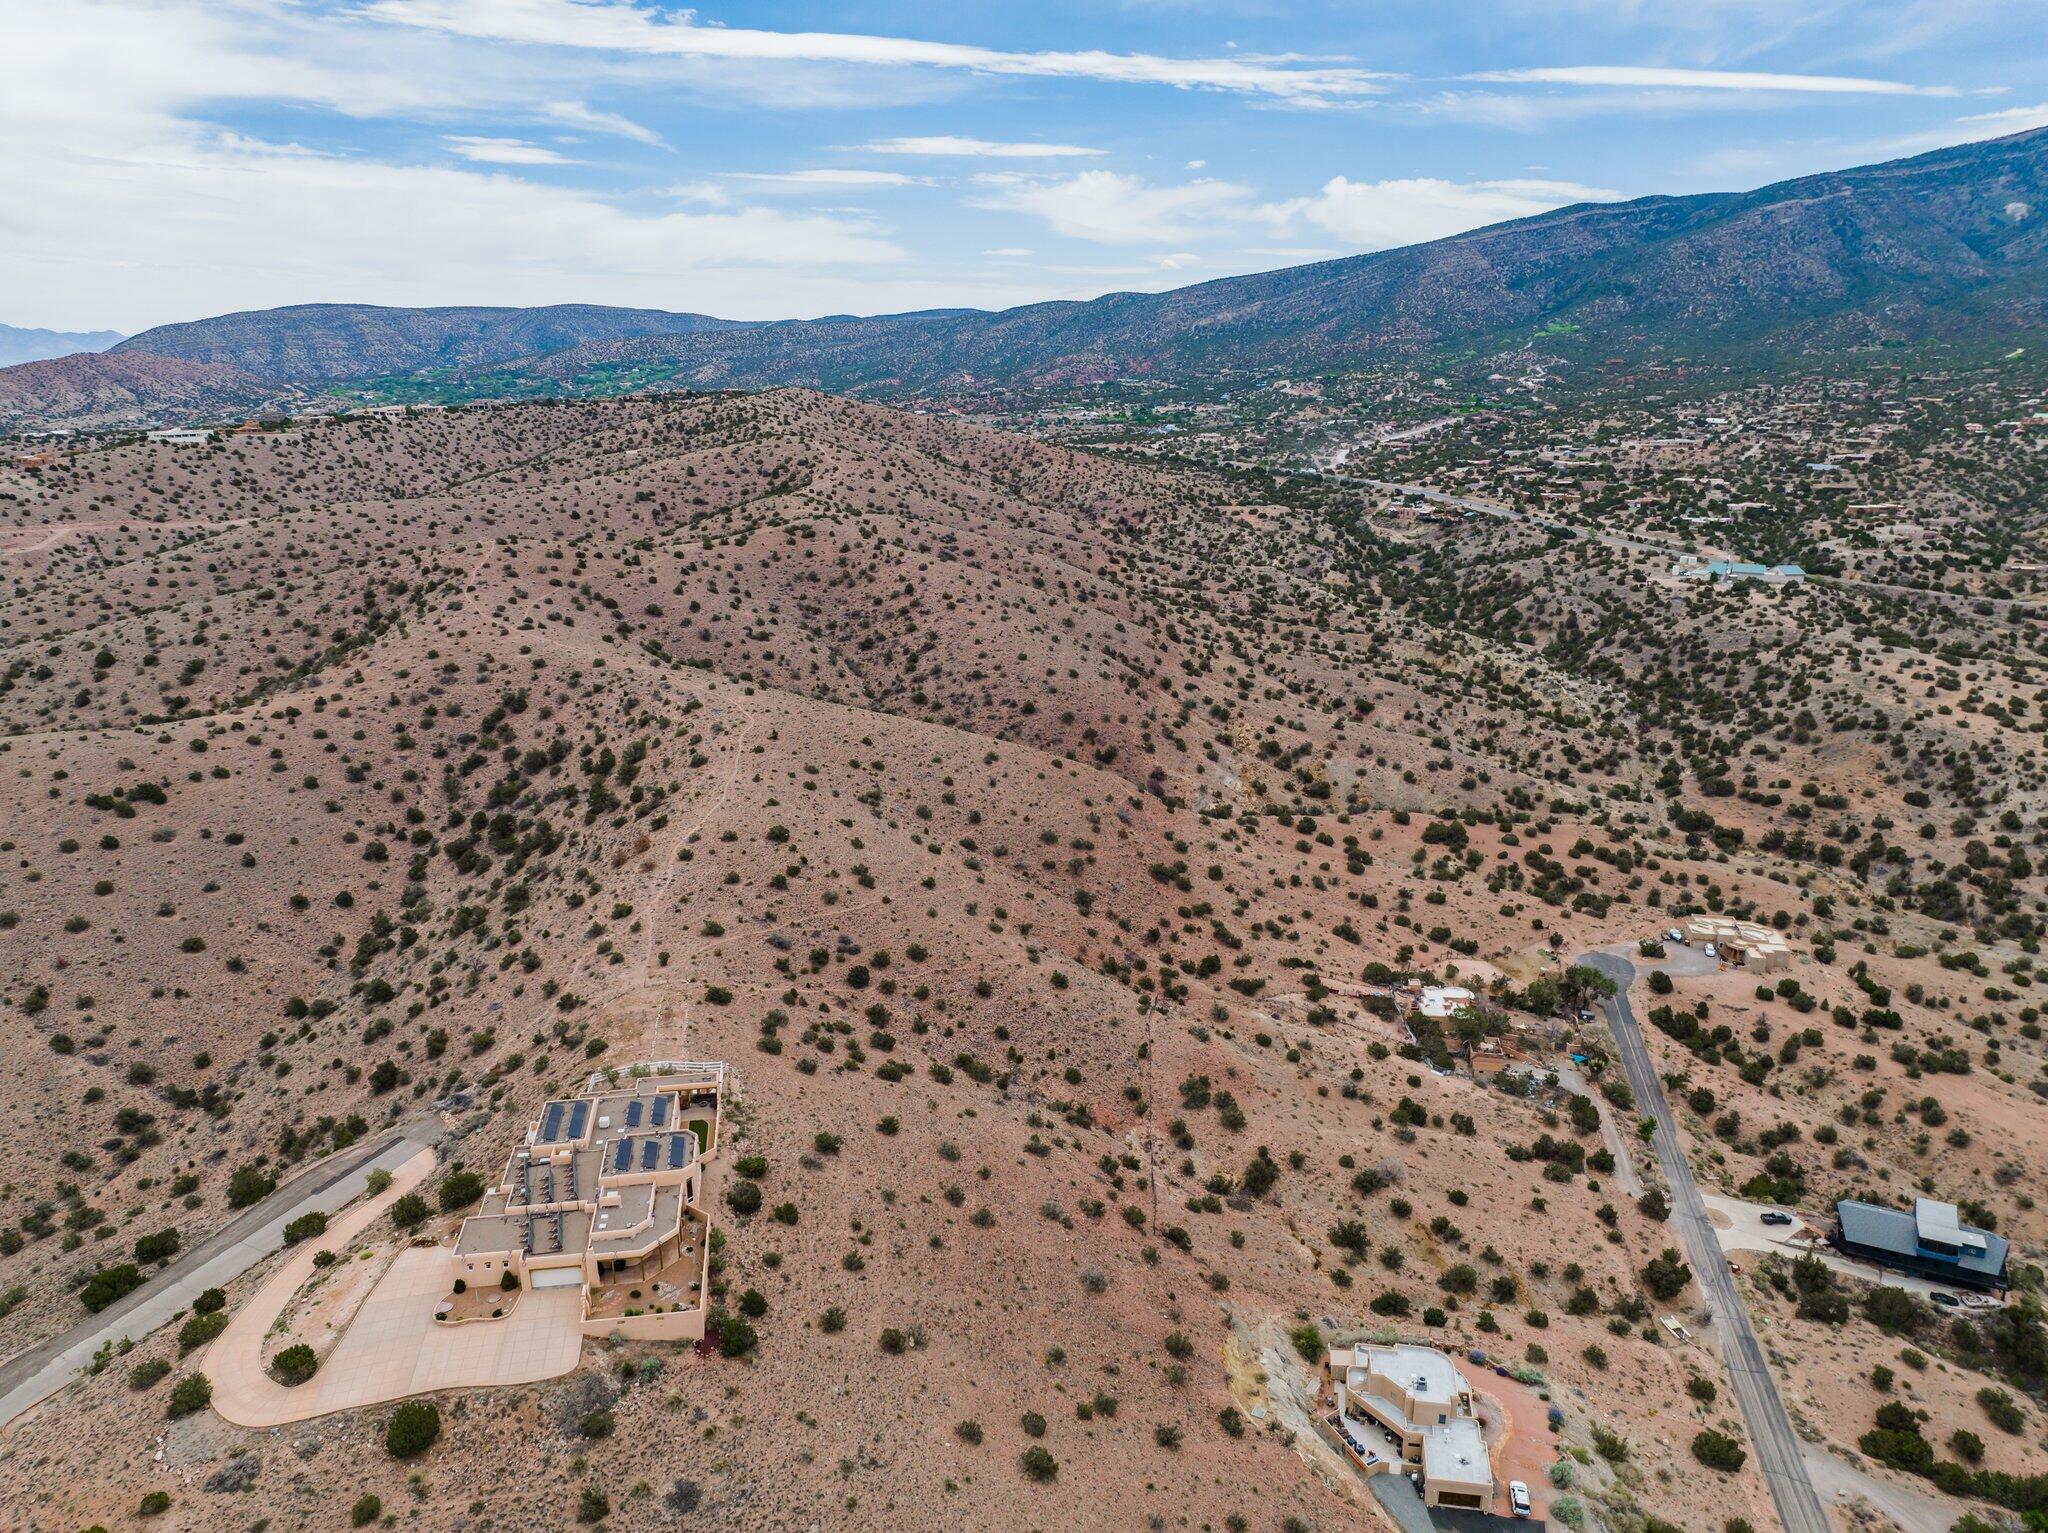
281 1211 328 1245
385 1400 441 1458
726 1179 763 1216
166 1373 212 1419
80 1264 145 1313
1019 1445 1058 1482
178 1310 227 1353
439 1171 486 1211
1289 1322 1324 1361
128 1357 172 1390
272 1344 318 1385
225 1165 276 1209
134 1229 180 1264
350 1494 383 1528
390 1193 430 1229
191 1287 226 1314
138 1490 171 1516
1692 1430 1747 1472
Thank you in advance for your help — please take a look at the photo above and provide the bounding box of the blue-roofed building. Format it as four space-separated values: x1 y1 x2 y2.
1831 1197 2009 1292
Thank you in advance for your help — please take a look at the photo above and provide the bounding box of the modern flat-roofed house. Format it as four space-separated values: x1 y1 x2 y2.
1832 1197 2009 1292
453 1061 724 1340
1323 1342 1494 1510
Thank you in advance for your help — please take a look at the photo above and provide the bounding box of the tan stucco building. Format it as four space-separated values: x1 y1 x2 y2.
454 1061 723 1341
1323 1342 1495 1510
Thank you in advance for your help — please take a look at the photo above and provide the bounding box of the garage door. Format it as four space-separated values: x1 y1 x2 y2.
531 1266 582 1290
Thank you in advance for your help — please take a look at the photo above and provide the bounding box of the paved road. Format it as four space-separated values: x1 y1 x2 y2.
1582 952 1830 1533
0 1115 441 1430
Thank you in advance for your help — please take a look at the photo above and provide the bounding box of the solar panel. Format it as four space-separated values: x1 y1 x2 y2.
640 1139 658 1171
627 1101 643 1128
650 1098 668 1126
613 1140 630 1173
541 1102 564 1141
567 1100 589 1139
668 1136 684 1168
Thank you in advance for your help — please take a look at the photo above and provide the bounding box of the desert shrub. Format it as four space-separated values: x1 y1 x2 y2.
129 1357 172 1390
385 1400 441 1458
1692 1430 1747 1471
955 1419 983 1444
1978 1388 2025 1433
350 1494 383 1528
1640 1248 1691 1300
272 1344 318 1385
390 1193 429 1229
191 1287 225 1314
1290 1322 1324 1361
166 1373 212 1418
1019 1445 1058 1482
80 1264 144 1313
726 1180 762 1216
138 1490 171 1516
438 1171 486 1211
178 1311 227 1352
225 1165 275 1209
281 1211 327 1245
134 1229 180 1264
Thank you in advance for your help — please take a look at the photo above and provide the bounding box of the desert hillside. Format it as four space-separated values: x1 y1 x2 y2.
0 392 2042 1533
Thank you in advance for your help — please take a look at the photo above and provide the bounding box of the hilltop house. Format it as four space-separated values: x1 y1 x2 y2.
1322 1342 1494 1510
453 1061 724 1340
1832 1197 2009 1293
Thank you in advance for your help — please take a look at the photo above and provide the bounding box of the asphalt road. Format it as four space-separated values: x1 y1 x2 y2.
1581 952 1830 1533
0 1114 441 1430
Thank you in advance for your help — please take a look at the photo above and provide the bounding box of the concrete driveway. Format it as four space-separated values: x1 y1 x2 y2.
1701 1194 1995 1304
0 1119 438 1432
207 1151 583 1427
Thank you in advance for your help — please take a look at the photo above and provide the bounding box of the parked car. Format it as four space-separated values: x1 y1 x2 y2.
1510 1480 1533 1519
1576 1008 1595 1022
1760 1210 1794 1226
1930 1291 1961 1308
1703 943 1718 960
1666 927 1686 944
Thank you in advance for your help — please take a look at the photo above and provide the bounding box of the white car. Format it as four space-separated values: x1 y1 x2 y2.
1509 1480 1533 1519
1666 927 1685 944
1703 943 1717 960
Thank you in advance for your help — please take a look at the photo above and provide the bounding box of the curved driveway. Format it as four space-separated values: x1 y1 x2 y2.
1583 950 1829 1533
206 1148 582 1426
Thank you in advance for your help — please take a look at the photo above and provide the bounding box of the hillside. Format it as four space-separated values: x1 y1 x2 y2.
0 351 268 432
1 391 2044 1531
112 303 749 385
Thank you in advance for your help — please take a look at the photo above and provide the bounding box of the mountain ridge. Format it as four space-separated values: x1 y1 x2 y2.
6 126 2044 431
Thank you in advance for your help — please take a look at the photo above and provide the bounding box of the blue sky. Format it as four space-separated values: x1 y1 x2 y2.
5 0 2044 332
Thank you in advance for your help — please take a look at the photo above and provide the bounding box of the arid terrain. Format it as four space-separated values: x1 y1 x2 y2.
0 388 2043 1533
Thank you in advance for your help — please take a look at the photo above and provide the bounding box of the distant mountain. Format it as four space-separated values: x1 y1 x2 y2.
0 353 268 432
0 324 124 368
7 127 2047 431
519 126 2048 392
113 303 750 384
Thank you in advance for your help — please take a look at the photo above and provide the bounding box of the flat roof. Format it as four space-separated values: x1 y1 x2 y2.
1421 1416 1492 1488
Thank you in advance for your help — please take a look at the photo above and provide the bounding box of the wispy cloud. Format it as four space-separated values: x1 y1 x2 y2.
1469 65 1958 96
862 135 1106 159
540 99 665 147
445 134 574 164
725 168 931 191
363 0 1391 106
971 168 1614 251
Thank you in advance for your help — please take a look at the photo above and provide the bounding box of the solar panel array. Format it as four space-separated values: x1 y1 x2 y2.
650 1097 669 1127
540 1102 565 1141
668 1135 687 1169
640 1139 659 1172
566 1100 590 1139
626 1100 643 1128
612 1140 631 1173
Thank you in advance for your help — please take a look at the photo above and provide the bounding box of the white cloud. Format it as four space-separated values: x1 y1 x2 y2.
445 135 574 164
862 135 1106 159
1299 176 1619 248
540 100 666 147
725 168 929 191
1469 65 1957 96
970 170 1271 245
1959 102 2048 130
364 0 1390 106
973 168 1619 253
